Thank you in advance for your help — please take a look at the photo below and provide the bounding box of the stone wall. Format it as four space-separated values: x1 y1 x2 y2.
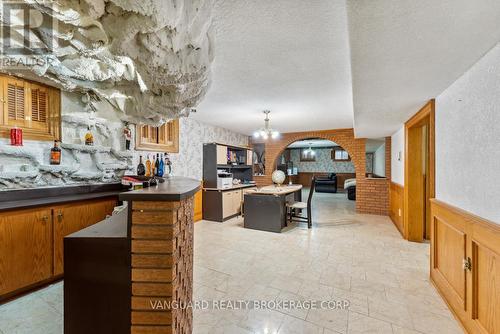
0 91 247 190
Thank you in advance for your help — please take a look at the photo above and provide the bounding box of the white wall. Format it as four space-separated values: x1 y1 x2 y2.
373 143 386 177
391 126 405 185
435 42 500 224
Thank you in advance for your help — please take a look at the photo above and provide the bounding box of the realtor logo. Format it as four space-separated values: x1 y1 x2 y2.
0 0 54 56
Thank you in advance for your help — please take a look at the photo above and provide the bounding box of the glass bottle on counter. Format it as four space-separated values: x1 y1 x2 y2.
164 153 172 177
50 140 61 165
155 153 160 176
84 126 94 146
137 155 146 176
152 154 157 176
158 153 164 177
145 154 152 177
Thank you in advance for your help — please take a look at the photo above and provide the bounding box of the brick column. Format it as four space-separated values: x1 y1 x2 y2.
129 198 194 334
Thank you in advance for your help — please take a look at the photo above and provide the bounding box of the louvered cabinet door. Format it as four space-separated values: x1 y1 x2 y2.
28 83 49 132
2 77 28 127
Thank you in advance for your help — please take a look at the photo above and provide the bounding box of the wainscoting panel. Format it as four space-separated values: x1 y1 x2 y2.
389 182 404 236
430 199 500 334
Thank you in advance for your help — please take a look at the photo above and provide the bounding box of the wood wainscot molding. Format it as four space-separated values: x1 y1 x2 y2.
430 199 500 334
389 182 404 237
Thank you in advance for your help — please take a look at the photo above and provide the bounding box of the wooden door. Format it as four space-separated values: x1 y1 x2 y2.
53 198 116 276
217 145 228 165
0 207 52 296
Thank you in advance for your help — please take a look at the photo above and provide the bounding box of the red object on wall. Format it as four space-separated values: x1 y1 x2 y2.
10 128 23 146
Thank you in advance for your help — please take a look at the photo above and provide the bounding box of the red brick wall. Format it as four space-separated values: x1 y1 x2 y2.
251 129 390 216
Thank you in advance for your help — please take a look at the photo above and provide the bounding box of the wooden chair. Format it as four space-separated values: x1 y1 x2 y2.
287 177 315 228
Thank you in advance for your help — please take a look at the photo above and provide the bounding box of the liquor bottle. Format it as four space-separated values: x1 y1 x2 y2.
137 155 146 176
145 154 152 177
84 126 94 145
158 153 164 177
50 140 61 165
155 153 160 176
152 154 157 176
164 153 172 176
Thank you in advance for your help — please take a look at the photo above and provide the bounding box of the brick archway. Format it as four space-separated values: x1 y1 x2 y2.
251 128 390 215
271 132 364 175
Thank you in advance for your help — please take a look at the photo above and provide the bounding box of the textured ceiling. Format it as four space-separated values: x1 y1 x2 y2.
193 0 500 137
348 0 500 137
193 0 354 135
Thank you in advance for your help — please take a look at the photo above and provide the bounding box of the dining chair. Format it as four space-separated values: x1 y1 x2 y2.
287 177 315 228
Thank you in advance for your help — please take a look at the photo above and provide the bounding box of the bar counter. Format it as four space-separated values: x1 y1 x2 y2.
64 177 201 334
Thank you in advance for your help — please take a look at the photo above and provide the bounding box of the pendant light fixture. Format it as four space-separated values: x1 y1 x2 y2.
253 110 280 140
305 143 316 156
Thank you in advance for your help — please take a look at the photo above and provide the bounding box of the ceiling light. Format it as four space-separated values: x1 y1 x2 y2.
305 143 315 156
253 110 280 140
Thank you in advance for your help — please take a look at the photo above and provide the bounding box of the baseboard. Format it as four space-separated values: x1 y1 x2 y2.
389 182 405 237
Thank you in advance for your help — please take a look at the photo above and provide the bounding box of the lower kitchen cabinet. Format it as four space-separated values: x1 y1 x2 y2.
53 198 117 276
203 187 255 222
0 207 53 296
0 197 117 299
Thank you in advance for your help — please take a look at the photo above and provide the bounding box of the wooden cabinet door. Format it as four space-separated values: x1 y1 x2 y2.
53 198 116 276
232 190 242 215
222 191 233 218
0 207 52 296
194 189 203 222
217 145 228 165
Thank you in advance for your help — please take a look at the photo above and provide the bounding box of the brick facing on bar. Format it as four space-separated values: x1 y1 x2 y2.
131 198 194 334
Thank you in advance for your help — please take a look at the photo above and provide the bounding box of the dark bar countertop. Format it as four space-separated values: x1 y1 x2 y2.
66 207 128 239
119 177 201 202
0 183 124 212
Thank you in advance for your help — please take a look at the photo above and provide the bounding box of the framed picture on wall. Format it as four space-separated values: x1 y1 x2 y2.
332 147 350 161
300 149 316 162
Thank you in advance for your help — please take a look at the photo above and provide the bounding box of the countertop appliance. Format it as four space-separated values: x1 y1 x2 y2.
217 170 233 189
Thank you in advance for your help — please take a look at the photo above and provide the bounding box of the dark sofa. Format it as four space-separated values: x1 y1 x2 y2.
314 173 337 193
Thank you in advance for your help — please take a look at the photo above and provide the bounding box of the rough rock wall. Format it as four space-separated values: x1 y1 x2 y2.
0 92 248 190
0 0 214 124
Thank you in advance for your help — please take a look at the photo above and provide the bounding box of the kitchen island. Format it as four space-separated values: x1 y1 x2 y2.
64 177 200 334
243 185 303 233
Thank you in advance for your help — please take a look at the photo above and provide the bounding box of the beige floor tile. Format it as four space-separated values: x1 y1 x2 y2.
368 299 413 328
306 308 349 334
392 324 422 334
239 309 286 334
347 311 393 334
410 308 464 334
278 314 324 334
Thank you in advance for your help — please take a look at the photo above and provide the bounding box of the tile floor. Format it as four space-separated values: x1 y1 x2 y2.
0 191 464 334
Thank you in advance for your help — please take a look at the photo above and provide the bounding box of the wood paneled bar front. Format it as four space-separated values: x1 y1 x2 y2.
63 177 200 334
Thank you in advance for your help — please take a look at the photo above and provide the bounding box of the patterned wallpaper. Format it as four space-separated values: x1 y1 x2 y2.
287 148 373 173
168 118 248 180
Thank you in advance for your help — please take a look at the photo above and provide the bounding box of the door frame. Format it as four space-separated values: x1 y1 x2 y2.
404 100 435 242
